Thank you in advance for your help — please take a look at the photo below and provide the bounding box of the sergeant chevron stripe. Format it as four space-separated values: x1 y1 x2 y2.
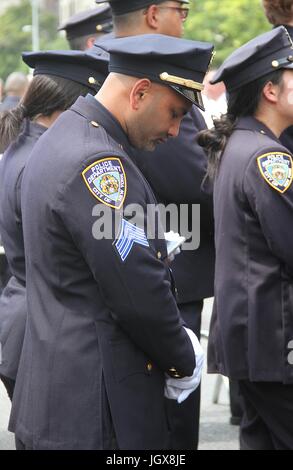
114 219 149 262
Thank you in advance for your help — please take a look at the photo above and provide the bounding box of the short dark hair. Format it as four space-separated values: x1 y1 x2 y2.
262 0 293 25
112 8 145 32
68 34 98 51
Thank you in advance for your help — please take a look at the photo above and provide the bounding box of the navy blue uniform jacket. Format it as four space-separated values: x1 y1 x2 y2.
0 120 46 380
208 117 293 384
9 96 195 450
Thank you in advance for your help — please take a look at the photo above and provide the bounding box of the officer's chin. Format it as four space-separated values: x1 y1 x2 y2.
138 141 157 152
146 138 167 152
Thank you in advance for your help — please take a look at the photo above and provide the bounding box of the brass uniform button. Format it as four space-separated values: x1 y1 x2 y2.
157 251 162 259
147 363 153 372
91 121 99 128
88 76 97 85
169 367 182 378
272 60 279 68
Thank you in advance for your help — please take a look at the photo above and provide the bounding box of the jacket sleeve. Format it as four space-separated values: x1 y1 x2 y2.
244 147 293 275
58 152 195 377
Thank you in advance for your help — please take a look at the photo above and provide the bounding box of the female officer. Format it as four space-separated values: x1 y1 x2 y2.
0 48 109 400
198 26 293 449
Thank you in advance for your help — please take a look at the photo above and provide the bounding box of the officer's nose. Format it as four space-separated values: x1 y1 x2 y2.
168 120 181 138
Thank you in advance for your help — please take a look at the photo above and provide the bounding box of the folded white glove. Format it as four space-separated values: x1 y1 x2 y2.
164 327 204 404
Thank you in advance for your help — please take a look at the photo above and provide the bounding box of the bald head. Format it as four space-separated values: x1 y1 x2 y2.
4 72 29 98
96 71 191 151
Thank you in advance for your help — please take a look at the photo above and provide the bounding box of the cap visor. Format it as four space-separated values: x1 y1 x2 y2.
282 62 293 71
171 85 205 111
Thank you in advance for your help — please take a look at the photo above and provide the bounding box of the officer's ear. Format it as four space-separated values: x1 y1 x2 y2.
85 36 97 49
130 79 152 111
262 80 280 105
144 5 161 30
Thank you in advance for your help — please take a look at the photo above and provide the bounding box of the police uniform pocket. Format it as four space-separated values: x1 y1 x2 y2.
109 341 153 383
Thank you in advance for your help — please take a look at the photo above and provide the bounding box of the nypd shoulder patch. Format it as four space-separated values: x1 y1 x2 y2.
82 157 127 209
114 219 149 262
257 152 293 194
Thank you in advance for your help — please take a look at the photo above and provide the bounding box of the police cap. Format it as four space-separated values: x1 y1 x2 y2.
58 4 113 40
98 34 214 109
96 0 189 16
22 48 110 92
211 26 293 92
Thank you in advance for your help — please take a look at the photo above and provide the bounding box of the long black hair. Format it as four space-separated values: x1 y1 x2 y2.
0 74 94 151
198 69 284 182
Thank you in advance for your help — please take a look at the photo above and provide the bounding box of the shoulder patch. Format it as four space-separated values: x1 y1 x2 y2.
257 152 293 194
82 157 127 209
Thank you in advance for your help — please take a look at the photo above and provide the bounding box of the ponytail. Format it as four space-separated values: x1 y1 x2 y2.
0 104 27 152
198 114 235 183
0 74 94 152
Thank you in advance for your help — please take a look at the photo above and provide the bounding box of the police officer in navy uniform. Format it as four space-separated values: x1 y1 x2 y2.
9 35 213 450
199 26 293 450
0 49 109 402
95 0 215 450
59 3 113 50
262 0 293 153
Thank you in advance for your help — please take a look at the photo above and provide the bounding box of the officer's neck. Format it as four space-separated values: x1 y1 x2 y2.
33 110 62 129
254 107 288 138
114 25 151 38
95 76 128 135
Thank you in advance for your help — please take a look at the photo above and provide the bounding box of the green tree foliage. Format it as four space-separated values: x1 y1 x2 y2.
0 0 68 81
0 0 277 80
184 0 271 67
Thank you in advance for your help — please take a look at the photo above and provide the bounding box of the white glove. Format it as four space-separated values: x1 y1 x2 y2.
164 327 204 404
164 231 185 262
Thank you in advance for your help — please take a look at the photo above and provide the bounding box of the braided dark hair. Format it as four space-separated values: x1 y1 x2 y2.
198 69 284 182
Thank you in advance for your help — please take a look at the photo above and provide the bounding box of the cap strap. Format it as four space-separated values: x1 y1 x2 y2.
271 55 293 68
159 72 204 91
96 20 113 32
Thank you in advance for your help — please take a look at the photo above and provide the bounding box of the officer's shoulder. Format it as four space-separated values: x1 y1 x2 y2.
80 122 126 165
247 140 293 194
252 130 292 161
245 127 291 162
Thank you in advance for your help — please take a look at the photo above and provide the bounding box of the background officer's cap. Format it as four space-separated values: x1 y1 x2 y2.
22 49 109 92
95 0 189 16
97 34 214 110
58 4 113 40
211 26 293 92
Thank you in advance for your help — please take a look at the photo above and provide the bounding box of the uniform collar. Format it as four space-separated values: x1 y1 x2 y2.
23 118 47 138
71 94 132 153
234 116 280 144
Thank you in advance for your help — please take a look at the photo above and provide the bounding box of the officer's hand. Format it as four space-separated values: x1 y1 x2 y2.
164 327 204 403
